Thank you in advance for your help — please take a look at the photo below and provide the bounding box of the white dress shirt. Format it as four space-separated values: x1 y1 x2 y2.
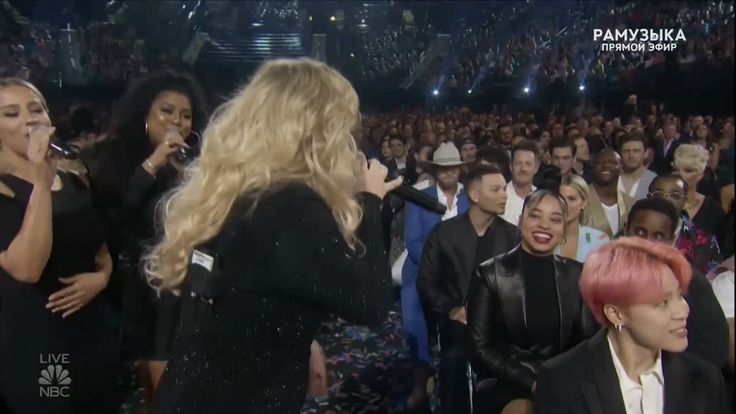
602 203 620 234
395 157 407 170
618 175 641 199
711 270 735 318
607 336 664 414
437 183 463 221
501 181 535 227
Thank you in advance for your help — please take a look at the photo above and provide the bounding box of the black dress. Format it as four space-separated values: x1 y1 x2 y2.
0 173 119 414
691 196 725 237
152 183 393 413
90 158 180 361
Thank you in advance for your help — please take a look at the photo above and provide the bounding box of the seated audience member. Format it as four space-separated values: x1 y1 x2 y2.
623 198 729 369
534 164 562 193
459 138 478 163
386 134 418 184
402 142 469 410
649 174 722 274
572 133 593 182
557 175 610 262
709 256 734 375
583 149 635 238
651 121 682 175
467 190 596 414
501 140 539 226
618 131 658 201
418 165 520 414
672 144 726 236
550 138 576 179
477 145 512 181
535 238 728 414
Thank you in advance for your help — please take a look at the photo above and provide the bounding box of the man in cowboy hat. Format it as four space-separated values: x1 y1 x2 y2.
402 142 470 410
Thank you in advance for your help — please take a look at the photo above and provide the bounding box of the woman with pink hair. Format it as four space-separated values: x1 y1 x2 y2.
534 237 727 414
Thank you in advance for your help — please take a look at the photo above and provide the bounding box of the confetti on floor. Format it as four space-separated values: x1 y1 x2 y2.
120 295 439 413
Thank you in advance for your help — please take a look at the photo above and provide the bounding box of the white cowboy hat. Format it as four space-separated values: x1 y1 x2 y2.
419 142 468 167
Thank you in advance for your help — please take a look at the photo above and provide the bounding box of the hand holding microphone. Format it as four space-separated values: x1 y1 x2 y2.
357 153 447 213
145 128 190 175
27 124 59 188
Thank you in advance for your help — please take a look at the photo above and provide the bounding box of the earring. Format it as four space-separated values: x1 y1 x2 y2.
144 121 149 137
615 324 623 332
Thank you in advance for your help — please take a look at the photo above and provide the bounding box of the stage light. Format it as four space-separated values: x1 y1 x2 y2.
523 86 530 94
467 89 472 94
432 89 439 96
330 16 336 22
579 84 585 91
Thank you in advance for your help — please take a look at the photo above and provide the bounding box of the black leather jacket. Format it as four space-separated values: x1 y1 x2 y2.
466 245 598 393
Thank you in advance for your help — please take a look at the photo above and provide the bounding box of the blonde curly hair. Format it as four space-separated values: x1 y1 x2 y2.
144 58 364 292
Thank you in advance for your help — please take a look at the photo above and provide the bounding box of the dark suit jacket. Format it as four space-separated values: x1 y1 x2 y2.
385 157 418 185
467 246 598 393
651 139 682 176
535 329 728 414
403 186 470 279
686 268 730 369
417 214 520 319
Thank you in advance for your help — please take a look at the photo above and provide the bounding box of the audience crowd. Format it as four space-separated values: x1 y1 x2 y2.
0 2 733 414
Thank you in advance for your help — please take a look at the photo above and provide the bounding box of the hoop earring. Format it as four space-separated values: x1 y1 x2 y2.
188 130 201 146
145 121 149 137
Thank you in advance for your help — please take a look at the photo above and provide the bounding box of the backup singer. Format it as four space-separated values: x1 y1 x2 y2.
0 78 119 413
145 58 402 413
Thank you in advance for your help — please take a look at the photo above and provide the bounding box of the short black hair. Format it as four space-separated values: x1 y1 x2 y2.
549 137 577 157
511 139 539 161
476 145 511 176
464 164 504 188
389 135 407 144
649 174 689 194
534 164 562 192
627 197 679 236
618 131 648 149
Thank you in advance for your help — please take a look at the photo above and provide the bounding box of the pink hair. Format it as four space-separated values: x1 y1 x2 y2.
580 237 692 326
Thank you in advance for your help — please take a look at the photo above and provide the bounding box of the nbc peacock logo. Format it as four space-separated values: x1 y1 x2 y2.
38 364 72 398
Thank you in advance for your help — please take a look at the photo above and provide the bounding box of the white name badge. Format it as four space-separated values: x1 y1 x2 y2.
191 250 215 272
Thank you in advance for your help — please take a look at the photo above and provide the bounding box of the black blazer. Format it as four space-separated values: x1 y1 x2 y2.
417 214 520 319
152 184 393 414
385 157 419 185
467 246 598 392
535 329 728 414
651 139 682 176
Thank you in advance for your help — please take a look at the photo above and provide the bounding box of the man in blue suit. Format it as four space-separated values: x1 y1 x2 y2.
402 142 470 410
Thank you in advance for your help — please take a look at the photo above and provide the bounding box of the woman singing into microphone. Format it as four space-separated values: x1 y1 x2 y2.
145 58 402 413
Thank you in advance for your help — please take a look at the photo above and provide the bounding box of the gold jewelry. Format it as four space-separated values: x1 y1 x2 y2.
143 159 157 178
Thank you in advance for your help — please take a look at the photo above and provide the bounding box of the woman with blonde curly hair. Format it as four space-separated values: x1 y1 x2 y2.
145 58 402 413
672 144 725 236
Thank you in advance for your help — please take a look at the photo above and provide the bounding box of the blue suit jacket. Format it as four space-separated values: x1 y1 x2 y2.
402 186 470 282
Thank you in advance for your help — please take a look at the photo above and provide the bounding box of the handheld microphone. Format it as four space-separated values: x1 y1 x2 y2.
49 140 79 159
29 125 79 159
390 182 447 214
